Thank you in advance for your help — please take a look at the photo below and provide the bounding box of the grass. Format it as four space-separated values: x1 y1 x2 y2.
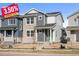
0 49 79 54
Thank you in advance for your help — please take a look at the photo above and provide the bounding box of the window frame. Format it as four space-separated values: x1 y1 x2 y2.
26 17 34 24
27 31 30 37
26 30 34 37
8 18 16 25
71 30 75 34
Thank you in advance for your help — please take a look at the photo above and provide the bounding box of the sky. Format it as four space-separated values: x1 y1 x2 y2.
0 3 79 27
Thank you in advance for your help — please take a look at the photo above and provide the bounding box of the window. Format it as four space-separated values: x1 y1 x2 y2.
27 18 30 24
27 30 34 37
8 18 16 25
27 31 30 37
27 17 34 24
74 18 76 22
31 17 34 24
31 31 34 36
71 30 75 34
38 15 42 20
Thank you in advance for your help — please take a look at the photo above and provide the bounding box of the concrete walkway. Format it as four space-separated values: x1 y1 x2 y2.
0 48 79 56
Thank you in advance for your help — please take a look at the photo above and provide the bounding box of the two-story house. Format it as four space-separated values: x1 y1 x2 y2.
67 11 79 43
0 8 64 45
22 8 64 44
0 16 23 44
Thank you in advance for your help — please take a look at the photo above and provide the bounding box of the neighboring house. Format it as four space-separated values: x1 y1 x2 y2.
67 11 79 43
0 16 23 44
22 8 64 43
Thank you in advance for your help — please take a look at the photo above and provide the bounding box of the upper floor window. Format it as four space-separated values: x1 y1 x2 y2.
27 17 34 24
27 18 30 24
38 15 42 20
8 18 16 25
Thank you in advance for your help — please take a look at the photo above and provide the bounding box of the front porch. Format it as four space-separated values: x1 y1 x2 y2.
35 29 53 43
0 27 22 44
0 30 16 44
67 26 79 42
35 24 56 43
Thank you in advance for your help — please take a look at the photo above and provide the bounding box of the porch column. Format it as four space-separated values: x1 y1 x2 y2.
35 30 37 43
12 30 14 43
4 30 6 37
50 28 52 43
12 30 13 37
3 30 6 41
44 29 45 42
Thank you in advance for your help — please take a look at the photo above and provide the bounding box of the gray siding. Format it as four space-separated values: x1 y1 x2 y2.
36 13 46 26
37 30 44 42
15 30 22 37
68 13 79 26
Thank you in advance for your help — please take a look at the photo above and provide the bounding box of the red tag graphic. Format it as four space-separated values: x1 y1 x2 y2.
1 3 19 18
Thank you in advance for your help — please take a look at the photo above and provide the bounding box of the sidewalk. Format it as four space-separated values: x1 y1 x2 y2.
0 48 79 56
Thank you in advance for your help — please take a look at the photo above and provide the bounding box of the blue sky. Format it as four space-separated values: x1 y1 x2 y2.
0 3 79 27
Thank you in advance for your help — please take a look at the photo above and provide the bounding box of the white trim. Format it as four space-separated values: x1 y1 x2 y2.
26 29 34 37
44 29 45 42
24 8 45 15
35 30 37 42
8 18 17 25
12 30 14 37
4 30 6 38
50 28 52 43
26 17 34 25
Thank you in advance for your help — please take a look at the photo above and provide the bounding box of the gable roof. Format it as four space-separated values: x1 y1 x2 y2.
46 12 61 16
67 11 79 19
24 8 45 15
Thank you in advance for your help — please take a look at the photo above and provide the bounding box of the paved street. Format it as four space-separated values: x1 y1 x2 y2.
0 52 79 56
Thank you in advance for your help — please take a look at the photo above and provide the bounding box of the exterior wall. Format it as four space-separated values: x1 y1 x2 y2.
53 25 62 42
36 13 46 26
22 17 36 43
68 13 79 26
47 16 56 24
56 15 63 27
52 15 63 42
